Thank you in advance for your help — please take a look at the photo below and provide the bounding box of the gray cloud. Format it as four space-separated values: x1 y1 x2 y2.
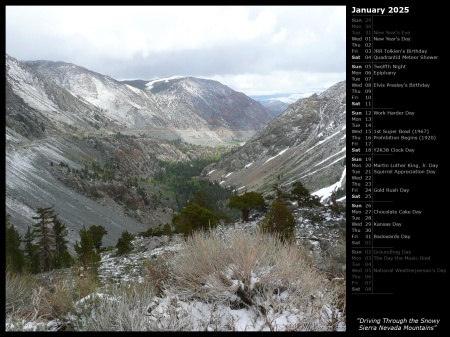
6 5 346 95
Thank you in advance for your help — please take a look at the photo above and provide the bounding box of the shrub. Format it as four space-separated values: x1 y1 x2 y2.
260 196 296 243
74 281 157 331
73 268 101 302
47 276 75 319
6 269 76 326
321 228 346 278
5 268 38 320
28 277 74 321
158 227 345 331
139 227 163 238
142 257 170 294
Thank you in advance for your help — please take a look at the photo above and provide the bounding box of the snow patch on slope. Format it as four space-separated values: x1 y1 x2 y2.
263 147 289 165
145 76 184 90
312 167 346 201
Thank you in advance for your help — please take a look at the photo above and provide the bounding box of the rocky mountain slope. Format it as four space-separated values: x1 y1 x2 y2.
144 76 274 131
204 81 346 201
23 59 274 145
22 59 171 129
6 54 117 139
5 53 272 248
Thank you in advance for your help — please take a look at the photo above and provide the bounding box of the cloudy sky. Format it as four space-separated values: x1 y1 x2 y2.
6 6 345 96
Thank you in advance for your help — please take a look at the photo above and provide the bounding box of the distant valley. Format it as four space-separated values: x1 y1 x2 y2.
206 81 346 198
6 52 346 249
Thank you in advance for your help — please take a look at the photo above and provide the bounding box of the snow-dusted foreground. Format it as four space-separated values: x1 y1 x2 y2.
6 210 346 332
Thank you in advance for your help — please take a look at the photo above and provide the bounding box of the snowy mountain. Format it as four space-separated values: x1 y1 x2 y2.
22 59 181 129
23 59 275 138
142 76 274 131
6 54 117 138
204 81 346 202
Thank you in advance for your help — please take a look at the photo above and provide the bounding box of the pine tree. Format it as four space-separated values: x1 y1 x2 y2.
190 191 212 210
290 181 321 207
260 196 296 243
5 214 26 273
271 183 290 200
329 187 342 213
23 226 40 274
116 230 134 255
172 203 217 237
228 191 265 222
74 226 100 272
32 206 57 272
51 216 73 269
88 225 108 252
162 223 173 237
290 181 309 206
